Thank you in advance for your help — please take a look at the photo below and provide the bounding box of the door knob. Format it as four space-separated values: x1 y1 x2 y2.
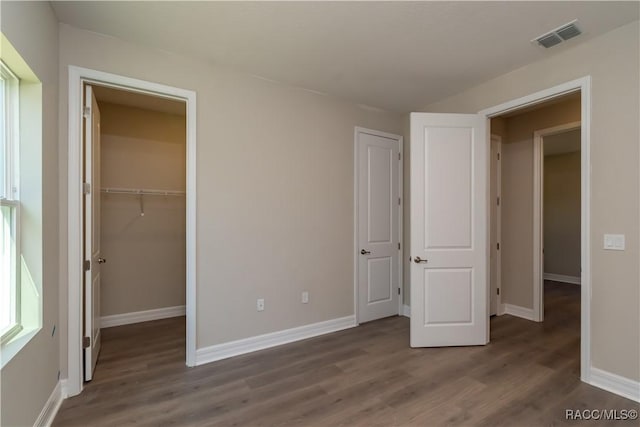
360 249 371 255
98 258 107 264
414 256 428 263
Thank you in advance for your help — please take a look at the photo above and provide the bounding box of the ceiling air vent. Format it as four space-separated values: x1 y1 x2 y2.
537 33 563 49
533 20 582 49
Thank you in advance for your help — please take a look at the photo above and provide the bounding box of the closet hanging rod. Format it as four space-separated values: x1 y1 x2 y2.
101 187 185 196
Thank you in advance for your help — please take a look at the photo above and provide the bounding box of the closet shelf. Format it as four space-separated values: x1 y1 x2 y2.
101 187 185 196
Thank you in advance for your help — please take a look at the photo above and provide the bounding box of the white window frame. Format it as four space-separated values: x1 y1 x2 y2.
0 59 21 345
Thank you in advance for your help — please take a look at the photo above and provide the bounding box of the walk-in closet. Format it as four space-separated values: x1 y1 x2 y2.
88 84 187 375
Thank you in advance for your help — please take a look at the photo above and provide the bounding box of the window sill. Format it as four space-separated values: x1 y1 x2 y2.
1 324 23 345
0 325 40 369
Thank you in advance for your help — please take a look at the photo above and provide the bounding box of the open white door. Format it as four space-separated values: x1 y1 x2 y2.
84 85 102 380
410 113 488 347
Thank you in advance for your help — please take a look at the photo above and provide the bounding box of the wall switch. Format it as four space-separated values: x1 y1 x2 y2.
302 291 309 304
604 234 625 251
257 298 265 311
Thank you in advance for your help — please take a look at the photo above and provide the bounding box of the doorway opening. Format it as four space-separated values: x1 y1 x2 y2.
406 77 591 382
484 84 589 381
67 66 197 397
82 83 187 381
535 122 582 321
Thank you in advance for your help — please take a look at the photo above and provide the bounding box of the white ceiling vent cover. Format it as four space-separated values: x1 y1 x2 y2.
533 20 582 48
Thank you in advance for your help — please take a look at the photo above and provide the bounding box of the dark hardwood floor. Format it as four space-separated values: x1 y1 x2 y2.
54 282 639 426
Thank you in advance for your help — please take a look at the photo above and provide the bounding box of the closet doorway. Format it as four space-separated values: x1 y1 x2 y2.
67 66 197 396
83 83 188 381
486 87 587 380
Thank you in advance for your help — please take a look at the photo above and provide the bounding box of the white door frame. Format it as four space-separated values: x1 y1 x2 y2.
480 76 591 382
353 127 403 324
66 66 197 397
490 134 503 316
532 121 581 323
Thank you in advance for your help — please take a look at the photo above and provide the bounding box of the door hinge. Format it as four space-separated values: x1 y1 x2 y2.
398 287 401 295
497 197 500 206
497 288 500 295
398 242 401 250
83 106 91 118
398 153 401 161
497 152 500 160
83 336 91 348
83 182 91 195
497 242 500 250
398 197 401 205
84 260 91 271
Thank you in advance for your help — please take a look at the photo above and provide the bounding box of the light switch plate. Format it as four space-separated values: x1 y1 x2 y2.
604 234 625 251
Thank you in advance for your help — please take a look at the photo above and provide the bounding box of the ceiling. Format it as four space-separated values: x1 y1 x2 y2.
500 91 580 118
92 84 186 116
544 129 581 156
51 1 639 113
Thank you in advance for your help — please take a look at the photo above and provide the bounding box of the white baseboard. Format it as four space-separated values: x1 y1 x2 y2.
544 273 581 285
60 379 68 399
497 303 506 316
402 305 411 318
33 380 64 427
196 315 356 366
503 303 536 321
100 305 186 328
589 367 640 403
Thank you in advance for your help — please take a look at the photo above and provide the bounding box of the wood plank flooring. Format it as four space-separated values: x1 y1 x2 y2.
54 282 639 426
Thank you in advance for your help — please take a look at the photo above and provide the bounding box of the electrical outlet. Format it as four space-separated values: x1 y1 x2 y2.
302 291 309 304
257 298 265 311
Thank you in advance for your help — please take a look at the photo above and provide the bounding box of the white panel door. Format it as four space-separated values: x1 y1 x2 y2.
357 129 400 323
84 85 102 381
410 113 488 347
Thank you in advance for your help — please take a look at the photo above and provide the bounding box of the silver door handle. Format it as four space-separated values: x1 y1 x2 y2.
98 258 107 264
360 249 371 255
414 256 428 263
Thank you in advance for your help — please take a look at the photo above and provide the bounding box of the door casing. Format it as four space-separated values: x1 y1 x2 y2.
353 127 403 324
66 66 197 397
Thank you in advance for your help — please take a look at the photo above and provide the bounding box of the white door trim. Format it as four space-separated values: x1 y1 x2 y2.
66 66 197 397
490 134 503 316
480 76 591 383
533 121 581 323
353 127 403 324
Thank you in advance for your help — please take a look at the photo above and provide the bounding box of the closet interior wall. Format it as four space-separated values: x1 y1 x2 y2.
543 132 581 279
99 101 187 317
